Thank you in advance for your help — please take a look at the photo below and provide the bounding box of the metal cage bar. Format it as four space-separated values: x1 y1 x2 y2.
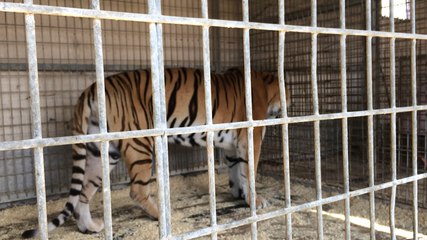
200 0 218 239
389 1 397 239
410 0 418 239
147 0 172 238
91 0 114 239
24 0 49 239
3 107 427 152
1 3 427 40
339 0 350 239
310 1 324 239
365 1 376 239
242 1 258 239
278 0 292 239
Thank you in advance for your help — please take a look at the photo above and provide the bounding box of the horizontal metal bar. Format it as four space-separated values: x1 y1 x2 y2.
0 63 152 72
1 2 427 40
2 105 427 151
174 173 427 240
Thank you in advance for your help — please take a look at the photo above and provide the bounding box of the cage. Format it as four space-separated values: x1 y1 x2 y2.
0 0 427 239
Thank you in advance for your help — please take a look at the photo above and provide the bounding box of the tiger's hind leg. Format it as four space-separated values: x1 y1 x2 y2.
75 142 121 234
123 138 159 220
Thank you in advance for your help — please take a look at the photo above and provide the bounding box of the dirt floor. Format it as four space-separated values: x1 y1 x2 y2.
1 172 426 240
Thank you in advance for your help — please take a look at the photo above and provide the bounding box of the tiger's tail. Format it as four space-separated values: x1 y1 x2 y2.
22 89 92 239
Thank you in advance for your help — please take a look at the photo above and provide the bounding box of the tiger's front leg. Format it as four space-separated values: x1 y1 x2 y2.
228 127 268 209
123 138 159 220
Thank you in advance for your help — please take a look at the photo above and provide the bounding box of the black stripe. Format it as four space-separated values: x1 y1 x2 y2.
74 143 86 149
72 166 85 175
72 154 86 161
167 75 181 120
52 218 60 227
179 117 189 127
22 229 37 239
129 159 153 172
71 178 83 185
226 156 248 168
143 70 151 101
88 84 96 108
105 80 113 114
189 139 199 146
223 76 230 108
212 74 220 119
170 118 177 128
187 71 199 126
86 143 100 157
132 178 156 186
61 210 70 217
178 134 185 141
188 133 199 147
80 192 88 202
263 74 275 84
124 143 151 157
69 188 80 196
89 180 100 188
133 138 153 154
182 68 188 84
65 202 74 212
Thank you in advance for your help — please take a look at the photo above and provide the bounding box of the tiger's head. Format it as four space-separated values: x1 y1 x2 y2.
265 73 291 119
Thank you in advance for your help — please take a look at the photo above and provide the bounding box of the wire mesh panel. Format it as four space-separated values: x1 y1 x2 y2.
254 0 427 209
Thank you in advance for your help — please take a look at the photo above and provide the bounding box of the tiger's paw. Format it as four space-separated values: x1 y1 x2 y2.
141 203 159 220
77 218 104 234
256 195 269 209
245 194 269 209
134 195 159 220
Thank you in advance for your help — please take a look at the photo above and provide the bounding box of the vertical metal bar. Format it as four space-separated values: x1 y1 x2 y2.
24 0 48 238
242 0 257 239
388 1 397 239
2 11 12 203
91 0 113 239
278 0 292 239
201 1 217 239
339 1 350 239
410 0 418 239
157 3 172 236
365 2 376 239
311 1 323 239
148 0 171 238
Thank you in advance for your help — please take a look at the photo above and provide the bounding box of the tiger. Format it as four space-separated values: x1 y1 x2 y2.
22 67 290 238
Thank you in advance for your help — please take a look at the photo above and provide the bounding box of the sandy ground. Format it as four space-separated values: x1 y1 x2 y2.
1 172 426 240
